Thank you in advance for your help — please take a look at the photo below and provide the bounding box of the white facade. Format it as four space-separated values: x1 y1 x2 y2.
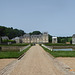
22 34 30 43
14 37 20 43
52 37 57 43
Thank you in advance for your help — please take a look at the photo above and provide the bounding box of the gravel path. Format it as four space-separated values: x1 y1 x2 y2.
10 44 64 75
0 59 16 71
56 57 75 69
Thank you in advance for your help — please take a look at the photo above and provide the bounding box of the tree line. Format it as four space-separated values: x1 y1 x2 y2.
0 26 25 39
0 26 72 44
58 37 72 43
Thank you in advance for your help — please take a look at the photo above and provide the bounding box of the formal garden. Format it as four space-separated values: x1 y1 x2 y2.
42 44 75 57
0 43 31 58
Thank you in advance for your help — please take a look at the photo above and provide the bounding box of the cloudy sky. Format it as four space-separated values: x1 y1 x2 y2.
0 0 75 36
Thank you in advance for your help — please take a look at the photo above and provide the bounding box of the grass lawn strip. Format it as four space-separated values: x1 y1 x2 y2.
0 46 31 58
42 46 75 57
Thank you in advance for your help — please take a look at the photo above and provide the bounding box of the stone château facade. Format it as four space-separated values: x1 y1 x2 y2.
15 32 49 44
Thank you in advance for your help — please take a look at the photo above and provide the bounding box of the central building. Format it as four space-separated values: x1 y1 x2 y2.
22 32 49 43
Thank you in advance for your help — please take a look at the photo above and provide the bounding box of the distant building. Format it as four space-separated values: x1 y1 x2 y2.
14 37 21 43
1 36 9 40
22 34 31 43
52 37 58 43
14 32 49 44
72 34 75 44
22 32 49 43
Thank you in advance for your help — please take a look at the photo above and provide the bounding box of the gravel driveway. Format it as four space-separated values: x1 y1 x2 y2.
9 44 64 75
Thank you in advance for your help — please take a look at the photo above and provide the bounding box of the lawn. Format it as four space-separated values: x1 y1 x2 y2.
0 46 31 58
42 46 75 57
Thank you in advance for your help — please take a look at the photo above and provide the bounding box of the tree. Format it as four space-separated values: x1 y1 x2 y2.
0 26 6 36
29 31 42 35
57 36 72 43
48 34 52 43
0 26 25 39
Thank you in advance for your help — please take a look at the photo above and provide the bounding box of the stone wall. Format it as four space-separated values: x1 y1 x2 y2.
47 46 75 49
0 46 24 51
1 46 24 51
0 44 31 51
